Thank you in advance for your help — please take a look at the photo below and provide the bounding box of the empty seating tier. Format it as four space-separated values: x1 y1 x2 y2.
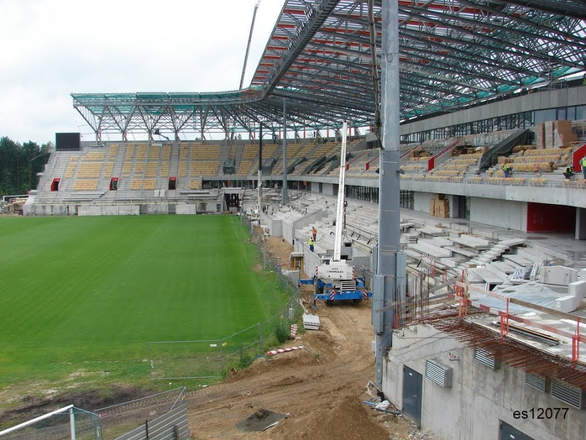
160 161 169 177
83 151 105 161
145 162 159 177
190 161 218 176
122 162 133 177
72 179 98 191
130 178 156 190
107 144 119 159
64 160 78 178
189 144 220 160
77 162 102 178
103 162 114 176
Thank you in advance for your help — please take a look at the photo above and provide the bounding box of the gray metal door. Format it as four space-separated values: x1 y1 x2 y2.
402 366 422 426
500 421 534 440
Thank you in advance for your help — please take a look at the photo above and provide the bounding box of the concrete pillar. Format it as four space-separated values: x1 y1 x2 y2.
373 0 405 388
576 207 586 240
282 99 289 204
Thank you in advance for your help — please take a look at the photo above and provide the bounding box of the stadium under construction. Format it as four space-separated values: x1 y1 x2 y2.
21 1 586 439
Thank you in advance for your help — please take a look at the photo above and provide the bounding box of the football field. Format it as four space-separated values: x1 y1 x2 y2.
0 215 286 387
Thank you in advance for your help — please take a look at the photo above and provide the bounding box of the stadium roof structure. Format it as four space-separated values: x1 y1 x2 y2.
72 0 586 140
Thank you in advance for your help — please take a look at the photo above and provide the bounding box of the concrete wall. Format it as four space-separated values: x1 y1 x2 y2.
399 179 586 209
469 197 527 231
293 231 321 277
282 218 296 244
322 182 335 196
261 212 283 237
143 203 168 215
400 85 586 136
176 203 196 215
383 324 585 440
78 204 140 216
414 192 433 214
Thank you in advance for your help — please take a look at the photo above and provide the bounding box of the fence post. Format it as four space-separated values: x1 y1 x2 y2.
220 342 225 373
145 419 149 439
258 322 263 352
147 342 152 380
69 407 76 440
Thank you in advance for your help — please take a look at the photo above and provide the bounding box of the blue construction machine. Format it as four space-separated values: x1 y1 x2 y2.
298 121 373 305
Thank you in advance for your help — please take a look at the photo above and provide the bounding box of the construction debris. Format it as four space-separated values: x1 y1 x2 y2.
235 408 288 432
266 345 304 357
303 313 321 330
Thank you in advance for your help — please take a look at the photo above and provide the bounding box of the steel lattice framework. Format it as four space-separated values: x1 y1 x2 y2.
72 0 585 140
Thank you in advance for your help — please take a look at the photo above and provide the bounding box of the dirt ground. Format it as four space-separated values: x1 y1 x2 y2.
185 237 419 440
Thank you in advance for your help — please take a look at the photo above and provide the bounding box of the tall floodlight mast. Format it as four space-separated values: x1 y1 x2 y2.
239 1 260 90
257 124 263 214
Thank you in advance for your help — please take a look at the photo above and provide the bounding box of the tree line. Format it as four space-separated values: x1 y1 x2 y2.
0 137 51 196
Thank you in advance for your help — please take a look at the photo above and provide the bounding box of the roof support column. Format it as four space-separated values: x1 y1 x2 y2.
282 99 288 204
374 0 405 388
258 124 263 214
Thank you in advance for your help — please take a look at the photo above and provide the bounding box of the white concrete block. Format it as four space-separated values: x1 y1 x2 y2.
569 280 586 301
541 266 578 286
555 295 581 313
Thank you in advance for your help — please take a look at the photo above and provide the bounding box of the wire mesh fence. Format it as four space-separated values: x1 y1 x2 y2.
148 214 302 382
0 406 102 440
96 388 188 440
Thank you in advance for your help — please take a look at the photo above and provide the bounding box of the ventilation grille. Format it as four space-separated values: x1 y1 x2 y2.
340 280 356 291
551 380 584 409
525 373 548 392
425 359 452 388
473 348 499 370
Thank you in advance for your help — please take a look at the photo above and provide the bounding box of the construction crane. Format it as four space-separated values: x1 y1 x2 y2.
299 121 372 304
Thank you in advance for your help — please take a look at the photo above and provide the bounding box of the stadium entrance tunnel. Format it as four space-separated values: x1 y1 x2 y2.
110 177 118 191
51 178 60 191
223 189 242 213
168 177 176 190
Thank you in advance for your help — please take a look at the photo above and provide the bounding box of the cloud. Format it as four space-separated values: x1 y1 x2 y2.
0 0 285 144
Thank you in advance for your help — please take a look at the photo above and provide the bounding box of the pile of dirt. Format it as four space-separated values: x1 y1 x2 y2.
272 393 389 440
227 350 317 382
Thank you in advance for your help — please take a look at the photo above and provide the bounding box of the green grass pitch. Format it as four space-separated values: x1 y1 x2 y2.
0 215 287 388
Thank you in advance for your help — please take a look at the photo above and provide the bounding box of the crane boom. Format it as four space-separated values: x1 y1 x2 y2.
333 121 347 261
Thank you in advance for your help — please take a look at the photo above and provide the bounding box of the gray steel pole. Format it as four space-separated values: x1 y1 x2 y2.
258 124 263 213
282 99 288 204
373 0 405 388
239 2 259 90
69 407 76 440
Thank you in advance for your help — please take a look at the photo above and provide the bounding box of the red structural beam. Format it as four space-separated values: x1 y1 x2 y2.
283 8 305 15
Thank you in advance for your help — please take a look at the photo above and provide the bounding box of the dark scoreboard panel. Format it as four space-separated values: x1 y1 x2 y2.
55 132 81 150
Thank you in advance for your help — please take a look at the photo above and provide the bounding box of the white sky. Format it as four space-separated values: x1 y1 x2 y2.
0 0 286 144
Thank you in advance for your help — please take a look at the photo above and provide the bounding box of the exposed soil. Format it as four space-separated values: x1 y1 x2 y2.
185 239 418 439
0 385 149 428
265 236 300 271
